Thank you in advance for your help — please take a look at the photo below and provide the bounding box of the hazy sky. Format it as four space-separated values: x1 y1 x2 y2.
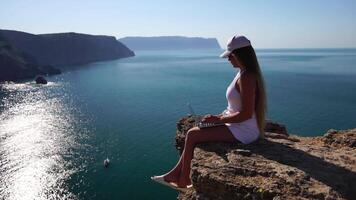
1 0 355 48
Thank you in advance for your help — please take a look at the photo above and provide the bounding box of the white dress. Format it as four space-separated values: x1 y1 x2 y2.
223 70 260 144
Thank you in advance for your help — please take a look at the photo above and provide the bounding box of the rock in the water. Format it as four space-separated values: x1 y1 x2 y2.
35 76 47 84
175 115 356 200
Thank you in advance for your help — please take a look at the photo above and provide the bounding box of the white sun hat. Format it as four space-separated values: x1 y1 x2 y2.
220 35 251 58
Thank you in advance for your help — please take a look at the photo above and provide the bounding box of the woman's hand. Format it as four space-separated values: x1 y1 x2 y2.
201 114 221 123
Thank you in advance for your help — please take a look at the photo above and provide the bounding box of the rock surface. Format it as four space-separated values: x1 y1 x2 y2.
35 76 47 84
175 115 356 200
0 34 61 82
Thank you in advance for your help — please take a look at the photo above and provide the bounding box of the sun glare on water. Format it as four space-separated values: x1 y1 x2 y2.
0 82 81 200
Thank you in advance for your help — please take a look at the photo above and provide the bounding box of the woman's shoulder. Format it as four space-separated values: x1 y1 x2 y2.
236 71 257 91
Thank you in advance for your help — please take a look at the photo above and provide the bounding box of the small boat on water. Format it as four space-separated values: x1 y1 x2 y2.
104 158 110 168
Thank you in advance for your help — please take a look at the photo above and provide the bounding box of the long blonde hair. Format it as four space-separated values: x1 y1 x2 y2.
232 46 267 137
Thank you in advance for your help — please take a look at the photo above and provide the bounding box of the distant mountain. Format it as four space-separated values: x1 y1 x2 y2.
0 29 135 67
118 36 221 51
0 34 60 82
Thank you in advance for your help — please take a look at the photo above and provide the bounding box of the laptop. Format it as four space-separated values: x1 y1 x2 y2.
187 103 225 129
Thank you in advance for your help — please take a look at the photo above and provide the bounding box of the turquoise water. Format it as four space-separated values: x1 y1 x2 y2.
1 49 356 199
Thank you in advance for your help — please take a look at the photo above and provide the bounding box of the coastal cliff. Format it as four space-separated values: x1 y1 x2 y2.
0 34 60 82
175 116 356 200
0 29 134 67
119 36 221 51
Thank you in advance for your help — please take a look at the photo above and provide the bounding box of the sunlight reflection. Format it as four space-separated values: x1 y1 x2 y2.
0 82 78 200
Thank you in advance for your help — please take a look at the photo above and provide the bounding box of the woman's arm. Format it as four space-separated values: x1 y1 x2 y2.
219 72 256 123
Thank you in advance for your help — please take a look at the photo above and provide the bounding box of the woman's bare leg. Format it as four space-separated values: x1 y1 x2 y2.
161 155 183 183
177 125 238 187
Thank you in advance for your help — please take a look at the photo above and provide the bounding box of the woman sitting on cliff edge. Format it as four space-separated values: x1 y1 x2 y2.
151 35 267 191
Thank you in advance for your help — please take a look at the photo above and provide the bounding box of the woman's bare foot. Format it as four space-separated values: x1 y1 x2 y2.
162 173 180 185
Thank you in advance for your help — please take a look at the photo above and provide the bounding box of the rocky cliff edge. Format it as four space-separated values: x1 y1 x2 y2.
175 115 356 200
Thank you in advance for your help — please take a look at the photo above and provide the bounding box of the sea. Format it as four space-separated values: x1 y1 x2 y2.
1 49 356 199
